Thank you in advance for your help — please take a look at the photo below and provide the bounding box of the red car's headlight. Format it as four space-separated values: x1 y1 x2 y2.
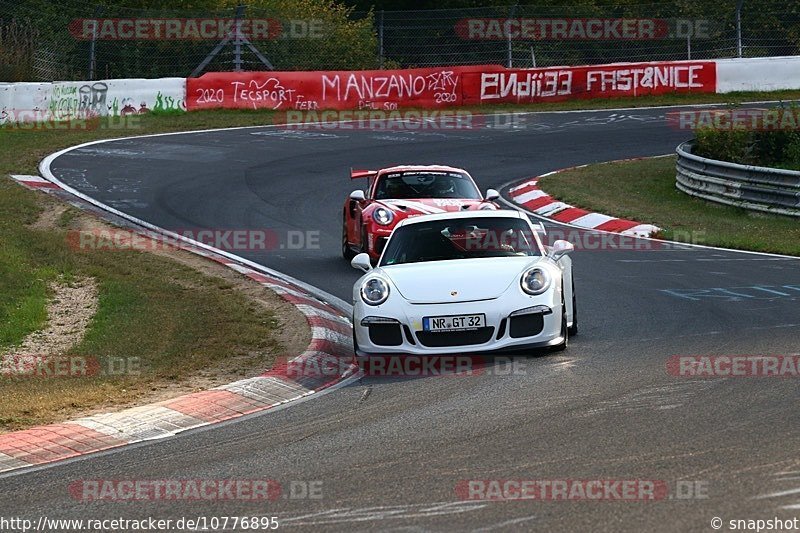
372 207 395 225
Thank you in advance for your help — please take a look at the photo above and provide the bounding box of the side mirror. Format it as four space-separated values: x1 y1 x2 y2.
484 188 500 201
351 253 372 272
350 190 366 201
549 240 574 261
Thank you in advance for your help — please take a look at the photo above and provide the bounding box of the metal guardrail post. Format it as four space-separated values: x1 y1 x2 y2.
506 3 518 68
234 4 245 72
736 0 745 58
378 10 384 69
87 6 102 81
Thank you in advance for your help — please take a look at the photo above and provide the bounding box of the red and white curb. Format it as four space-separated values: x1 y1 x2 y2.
1 174 358 474
10 174 60 190
507 166 661 238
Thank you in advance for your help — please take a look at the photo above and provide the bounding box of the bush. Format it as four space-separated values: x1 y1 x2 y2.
694 127 752 165
1 0 378 80
0 19 39 81
693 106 800 170
242 0 378 70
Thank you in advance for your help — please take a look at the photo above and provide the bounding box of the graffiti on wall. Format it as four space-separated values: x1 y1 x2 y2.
47 82 110 120
0 80 187 126
186 66 505 112
153 91 184 112
464 62 716 103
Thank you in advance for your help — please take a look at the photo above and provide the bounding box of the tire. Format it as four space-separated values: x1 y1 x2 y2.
551 297 569 352
568 274 578 336
352 316 360 354
342 213 356 260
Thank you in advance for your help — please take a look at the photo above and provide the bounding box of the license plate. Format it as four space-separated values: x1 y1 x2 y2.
422 313 485 332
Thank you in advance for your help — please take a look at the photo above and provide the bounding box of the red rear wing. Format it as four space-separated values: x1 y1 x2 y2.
350 169 378 180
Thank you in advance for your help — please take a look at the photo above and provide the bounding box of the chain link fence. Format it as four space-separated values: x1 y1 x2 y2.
370 2 800 68
0 0 378 81
1 0 799 82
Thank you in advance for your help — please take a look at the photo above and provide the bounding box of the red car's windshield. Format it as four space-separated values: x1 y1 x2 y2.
373 171 482 200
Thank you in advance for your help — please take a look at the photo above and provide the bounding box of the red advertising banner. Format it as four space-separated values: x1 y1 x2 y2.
187 66 504 112
461 61 716 104
187 61 715 112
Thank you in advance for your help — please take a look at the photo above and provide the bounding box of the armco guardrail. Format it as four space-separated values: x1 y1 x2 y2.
675 141 800 217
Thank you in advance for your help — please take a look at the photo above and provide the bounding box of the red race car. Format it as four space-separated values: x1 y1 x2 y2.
342 165 500 262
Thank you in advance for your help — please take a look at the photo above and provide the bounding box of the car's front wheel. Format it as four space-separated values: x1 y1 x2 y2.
551 296 569 352
342 214 356 260
568 274 578 336
360 224 369 255
351 317 359 354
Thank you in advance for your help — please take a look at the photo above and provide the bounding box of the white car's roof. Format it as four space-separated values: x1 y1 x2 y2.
395 209 524 227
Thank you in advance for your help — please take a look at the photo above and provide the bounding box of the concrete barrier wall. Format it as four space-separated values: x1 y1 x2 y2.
186 61 718 111
0 78 185 125
716 56 800 93
461 60 717 105
1 57 799 124
186 66 505 111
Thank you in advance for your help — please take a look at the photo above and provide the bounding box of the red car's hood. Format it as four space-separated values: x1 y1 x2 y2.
378 198 485 215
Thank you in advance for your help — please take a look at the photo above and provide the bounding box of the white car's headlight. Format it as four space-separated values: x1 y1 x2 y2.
372 207 394 225
360 277 390 305
521 267 551 295
478 203 496 210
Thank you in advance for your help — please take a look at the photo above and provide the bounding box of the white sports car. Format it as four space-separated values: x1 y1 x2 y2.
350 210 577 356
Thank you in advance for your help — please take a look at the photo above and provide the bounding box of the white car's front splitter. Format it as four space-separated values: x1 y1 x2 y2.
353 295 565 356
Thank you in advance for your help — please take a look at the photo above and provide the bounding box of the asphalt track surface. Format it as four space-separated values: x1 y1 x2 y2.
2 107 800 532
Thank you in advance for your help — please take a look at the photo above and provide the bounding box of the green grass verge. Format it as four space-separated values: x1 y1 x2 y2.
538 155 800 256
0 176 286 430
0 116 297 429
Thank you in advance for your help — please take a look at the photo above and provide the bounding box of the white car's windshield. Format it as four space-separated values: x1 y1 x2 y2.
373 171 481 200
380 217 541 266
